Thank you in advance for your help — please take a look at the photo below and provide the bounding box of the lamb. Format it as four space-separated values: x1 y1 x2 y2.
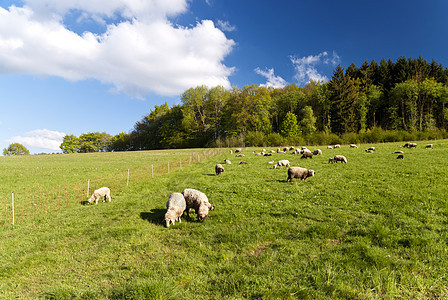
367 147 375 151
301 152 313 159
313 149 322 156
328 158 334 163
393 151 404 154
236 154 245 157
365 149 374 153
350 144 358 148
235 148 242 153
87 187 111 204
327 146 333 149
224 159 232 164
425 144 434 149
182 188 215 221
333 155 347 163
283 147 289 152
215 164 224 175
403 142 417 148
334 144 341 148
274 160 290 169
287 167 315 182
239 161 247 164
164 192 186 227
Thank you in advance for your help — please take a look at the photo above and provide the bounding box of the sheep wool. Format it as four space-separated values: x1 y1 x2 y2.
333 155 347 163
287 167 315 182
215 164 225 175
182 188 215 221
87 187 111 205
274 160 290 169
164 192 186 227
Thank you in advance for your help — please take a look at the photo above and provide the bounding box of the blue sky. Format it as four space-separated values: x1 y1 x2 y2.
1 0 447 154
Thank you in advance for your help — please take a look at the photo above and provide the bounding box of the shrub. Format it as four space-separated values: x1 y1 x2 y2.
266 133 284 146
245 131 266 147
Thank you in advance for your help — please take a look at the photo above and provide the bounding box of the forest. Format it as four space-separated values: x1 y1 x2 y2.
60 56 448 153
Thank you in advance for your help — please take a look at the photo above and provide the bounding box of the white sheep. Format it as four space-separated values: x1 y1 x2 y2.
327 146 333 149
350 144 358 148
367 146 375 151
182 188 215 221
215 164 225 175
164 192 186 227
313 149 322 156
287 167 315 182
87 187 111 204
224 159 232 164
333 155 347 163
274 160 290 169
425 144 433 149
235 148 242 153
334 144 341 148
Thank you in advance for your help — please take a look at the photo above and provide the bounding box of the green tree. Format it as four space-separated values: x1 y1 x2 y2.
110 132 133 152
280 111 301 137
60 134 80 153
78 132 112 153
3 143 30 156
299 106 317 135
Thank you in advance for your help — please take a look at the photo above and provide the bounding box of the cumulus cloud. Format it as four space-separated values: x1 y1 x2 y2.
255 67 287 88
290 51 340 85
0 0 235 97
7 129 66 151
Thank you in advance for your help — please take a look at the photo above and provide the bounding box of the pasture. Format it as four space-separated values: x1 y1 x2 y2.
1 141 448 299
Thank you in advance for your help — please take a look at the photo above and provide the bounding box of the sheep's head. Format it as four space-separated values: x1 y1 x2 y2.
197 205 209 221
308 170 315 177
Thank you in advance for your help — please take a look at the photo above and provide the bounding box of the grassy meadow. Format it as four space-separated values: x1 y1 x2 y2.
1 141 448 299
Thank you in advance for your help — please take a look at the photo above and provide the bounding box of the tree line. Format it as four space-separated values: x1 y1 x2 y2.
60 56 448 153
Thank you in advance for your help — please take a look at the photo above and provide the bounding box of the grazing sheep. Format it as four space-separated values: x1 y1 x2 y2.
287 167 315 182
181 188 215 221
229 150 233 154
403 142 417 148
87 187 111 205
393 151 404 154
235 148 242 153
289 146 295 151
333 155 347 164
365 149 374 153
327 146 333 149
397 154 404 159
224 159 232 164
215 164 224 175
236 154 245 157
269 150 276 153
301 152 313 159
313 149 322 156
328 157 335 163
367 147 375 151
350 144 358 148
334 144 341 148
425 144 434 149
239 161 247 164
283 147 289 152
164 192 186 227
274 160 290 169
264 153 272 156
255 152 264 156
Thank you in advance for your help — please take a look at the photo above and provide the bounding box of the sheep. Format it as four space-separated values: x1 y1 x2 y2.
397 154 404 159
350 144 358 148
367 147 375 151
181 188 215 221
269 150 276 153
327 146 333 149
235 148 242 153
393 151 404 154
236 154 245 157
287 167 315 182
255 152 264 156
365 149 374 153
334 144 341 148
301 152 313 159
274 160 290 169
224 159 231 164
87 187 111 204
239 161 247 164
164 192 186 227
403 142 417 148
215 164 224 175
289 146 295 151
283 147 289 152
328 158 334 163
313 149 322 156
425 144 434 149
229 150 233 154
333 155 347 163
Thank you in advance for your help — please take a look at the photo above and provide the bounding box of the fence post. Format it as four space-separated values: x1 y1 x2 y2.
11 192 14 226
87 179 90 198
127 169 130 186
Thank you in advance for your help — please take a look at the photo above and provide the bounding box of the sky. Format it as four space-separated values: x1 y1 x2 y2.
0 0 447 154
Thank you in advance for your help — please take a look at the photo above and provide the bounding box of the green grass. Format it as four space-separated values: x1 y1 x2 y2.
1 141 448 299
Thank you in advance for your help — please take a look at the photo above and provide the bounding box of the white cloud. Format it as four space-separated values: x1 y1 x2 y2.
255 67 287 88
217 20 236 32
290 51 340 85
0 1 235 97
7 129 66 151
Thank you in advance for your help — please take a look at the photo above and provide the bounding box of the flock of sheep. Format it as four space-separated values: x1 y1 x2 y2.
87 141 433 228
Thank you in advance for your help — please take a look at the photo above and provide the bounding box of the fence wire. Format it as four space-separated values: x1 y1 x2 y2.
0 149 223 228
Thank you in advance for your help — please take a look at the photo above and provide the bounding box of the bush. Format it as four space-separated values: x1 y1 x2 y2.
266 133 284 147
245 131 266 147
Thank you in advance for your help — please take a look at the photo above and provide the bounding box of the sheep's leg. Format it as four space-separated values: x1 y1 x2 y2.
107 193 111 202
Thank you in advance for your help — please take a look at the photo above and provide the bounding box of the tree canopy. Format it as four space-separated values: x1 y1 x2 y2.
3 143 30 156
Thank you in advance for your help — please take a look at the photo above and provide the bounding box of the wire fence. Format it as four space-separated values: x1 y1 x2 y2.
0 149 223 228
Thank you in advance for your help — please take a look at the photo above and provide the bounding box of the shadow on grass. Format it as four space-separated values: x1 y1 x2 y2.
140 209 165 225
